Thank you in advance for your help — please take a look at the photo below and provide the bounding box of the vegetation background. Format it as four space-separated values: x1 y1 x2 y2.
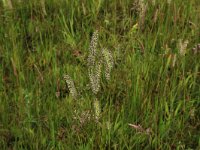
0 0 200 149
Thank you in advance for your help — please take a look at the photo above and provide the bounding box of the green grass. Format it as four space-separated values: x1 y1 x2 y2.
0 0 200 149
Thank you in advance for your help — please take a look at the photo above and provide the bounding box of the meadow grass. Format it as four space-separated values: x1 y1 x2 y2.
0 0 200 149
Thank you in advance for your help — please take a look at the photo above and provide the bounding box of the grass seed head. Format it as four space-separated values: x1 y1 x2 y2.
87 30 102 95
102 48 114 81
64 74 78 99
178 39 189 56
89 30 99 57
88 61 102 95
94 99 101 121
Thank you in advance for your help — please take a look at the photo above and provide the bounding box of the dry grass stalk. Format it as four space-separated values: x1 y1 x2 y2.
128 123 152 135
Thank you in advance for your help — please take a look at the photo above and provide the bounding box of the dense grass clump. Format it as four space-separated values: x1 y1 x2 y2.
0 0 200 149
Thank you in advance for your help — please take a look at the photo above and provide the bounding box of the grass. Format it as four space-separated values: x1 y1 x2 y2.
0 0 200 149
